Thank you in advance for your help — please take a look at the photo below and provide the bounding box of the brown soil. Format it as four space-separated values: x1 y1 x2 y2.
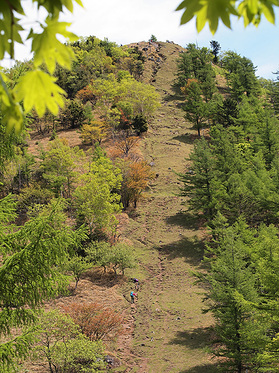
24 41 220 372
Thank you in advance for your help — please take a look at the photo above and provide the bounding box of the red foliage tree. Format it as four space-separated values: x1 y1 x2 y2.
63 302 124 341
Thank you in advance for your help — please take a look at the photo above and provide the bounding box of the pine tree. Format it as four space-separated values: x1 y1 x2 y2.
181 80 210 137
201 222 263 372
179 137 226 222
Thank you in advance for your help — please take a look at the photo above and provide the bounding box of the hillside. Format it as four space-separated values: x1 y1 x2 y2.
4 35 279 373
117 41 216 372
24 41 217 372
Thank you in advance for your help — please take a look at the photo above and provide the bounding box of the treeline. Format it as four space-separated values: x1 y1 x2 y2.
177 43 279 371
0 36 160 372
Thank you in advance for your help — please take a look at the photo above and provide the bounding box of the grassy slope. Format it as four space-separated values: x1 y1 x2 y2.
25 42 219 372
120 42 218 372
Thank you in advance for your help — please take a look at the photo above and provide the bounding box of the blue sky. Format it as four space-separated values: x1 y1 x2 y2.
8 1 279 80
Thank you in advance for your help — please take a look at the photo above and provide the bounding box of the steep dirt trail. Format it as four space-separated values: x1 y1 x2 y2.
121 42 216 373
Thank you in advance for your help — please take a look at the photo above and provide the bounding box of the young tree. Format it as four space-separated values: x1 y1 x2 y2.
221 51 260 100
200 221 264 372
80 120 108 145
27 309 105 373
74 147 122 237
40 138 85 198
111 242 136 276
85 241 113 273
179 137 225 223
149 35 158 42
181 79 210 137
59 98 88 129
65 255 92 290
0 198 88 368
176 43 215 95
117 159 154 209
216 97 239 127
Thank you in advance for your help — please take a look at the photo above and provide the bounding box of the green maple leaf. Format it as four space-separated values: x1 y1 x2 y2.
0 14 23 59
30 17 78 73
37 0 84 14
177 0 238 33
15 70 66 117
0 73 23 134
4 101 24 135
177 0 278 32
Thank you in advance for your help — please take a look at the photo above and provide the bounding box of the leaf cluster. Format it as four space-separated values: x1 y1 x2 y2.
0 0 83 134
176 0 278 34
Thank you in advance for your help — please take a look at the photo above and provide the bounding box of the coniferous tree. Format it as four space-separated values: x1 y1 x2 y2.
201 221 266 372
217 97 239 127
221 51 260 101
179 137 225 222
210 40 221 63
0 198 88 367
181 80 210 137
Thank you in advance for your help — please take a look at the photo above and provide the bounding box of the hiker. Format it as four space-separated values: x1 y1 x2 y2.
130 291 137 303
132 278 140 290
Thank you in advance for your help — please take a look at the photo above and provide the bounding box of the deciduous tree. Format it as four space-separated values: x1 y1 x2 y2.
0 198 88 368
74 147 122 237
40 138 85 198
28 309 105 373
63 302 124 341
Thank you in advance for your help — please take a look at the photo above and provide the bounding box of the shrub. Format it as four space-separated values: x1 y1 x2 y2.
27 310 105 373
63 302 124 341
16 184 54 213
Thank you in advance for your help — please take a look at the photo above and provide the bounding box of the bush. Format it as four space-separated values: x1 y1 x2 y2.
27 310 105 373
63 302 124 341
16 184 54 213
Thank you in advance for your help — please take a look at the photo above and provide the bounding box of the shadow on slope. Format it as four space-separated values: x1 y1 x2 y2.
173 133 200 145
155 236 206 267
170 327 219 373
170 327 213 349
166 211 200 230
179 363 220 373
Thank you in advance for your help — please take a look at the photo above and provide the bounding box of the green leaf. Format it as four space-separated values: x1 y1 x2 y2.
4 102 24 135
260 1 276 23
177 0 240 33
177 0 204 25
176 0 188 11
196 6 208 32
31 17 77 73
0 73 24 134
15 70 66 117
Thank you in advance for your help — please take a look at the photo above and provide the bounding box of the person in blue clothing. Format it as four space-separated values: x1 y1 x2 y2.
130 291 137 303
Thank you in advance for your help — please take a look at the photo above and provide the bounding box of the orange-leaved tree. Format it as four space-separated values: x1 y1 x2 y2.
63 302 124 341
117 159 154 209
